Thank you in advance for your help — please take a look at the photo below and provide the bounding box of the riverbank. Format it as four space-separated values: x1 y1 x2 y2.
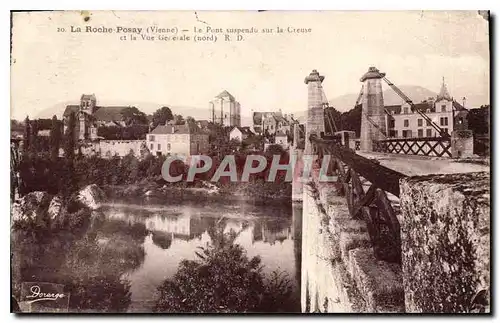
102 180 292 206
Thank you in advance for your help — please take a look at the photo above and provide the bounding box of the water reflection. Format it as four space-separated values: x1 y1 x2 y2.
11 201 302 313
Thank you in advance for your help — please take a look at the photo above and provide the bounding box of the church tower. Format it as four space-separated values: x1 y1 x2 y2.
78 94 97 140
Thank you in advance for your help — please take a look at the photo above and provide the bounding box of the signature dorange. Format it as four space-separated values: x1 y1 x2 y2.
20 282 70 312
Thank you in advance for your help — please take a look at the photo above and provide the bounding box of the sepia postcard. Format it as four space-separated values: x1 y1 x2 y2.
10 10 490 314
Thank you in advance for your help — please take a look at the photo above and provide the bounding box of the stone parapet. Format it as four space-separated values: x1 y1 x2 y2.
301 165 405 313
451 130 474 158
400 172 490 313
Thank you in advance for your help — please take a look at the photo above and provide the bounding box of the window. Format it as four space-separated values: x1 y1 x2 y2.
426 129 432 137
426 120 431 126
158 144 161 150
402 130 409 138
403 107 409 114
404 119 409 127
394 130 398 138
442 128 448 134
417 129 423 137
150 144 153 150
150 135 155 141
440 117 449 126
389 119 395 128
167 143 171 151
441 104 447 112
418 119 423 127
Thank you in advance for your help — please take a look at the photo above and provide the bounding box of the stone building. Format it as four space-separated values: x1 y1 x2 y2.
209 90 241 127
274 131 289 149
229 126 253 142
252 110 297 135
146 124 209 158
385 79 469 138
63 94 129 140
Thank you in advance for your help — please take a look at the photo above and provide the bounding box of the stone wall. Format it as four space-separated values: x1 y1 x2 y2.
291 148 304 202
301 167 405 313
451 130 474 158
92 140 146 158
399 172 490 313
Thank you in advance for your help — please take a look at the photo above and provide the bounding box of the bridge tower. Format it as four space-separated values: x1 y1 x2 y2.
360 67 387 152
304 70 325 155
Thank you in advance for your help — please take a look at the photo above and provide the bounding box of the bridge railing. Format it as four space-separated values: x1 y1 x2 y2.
373 136 452 157
310 134 407 264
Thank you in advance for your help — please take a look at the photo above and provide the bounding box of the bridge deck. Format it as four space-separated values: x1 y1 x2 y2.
356 152 489 177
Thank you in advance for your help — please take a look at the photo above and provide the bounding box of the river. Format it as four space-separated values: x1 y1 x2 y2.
11 198 302 313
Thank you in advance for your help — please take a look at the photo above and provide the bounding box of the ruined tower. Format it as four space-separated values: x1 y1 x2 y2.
360 67 387 152
304 70 325 155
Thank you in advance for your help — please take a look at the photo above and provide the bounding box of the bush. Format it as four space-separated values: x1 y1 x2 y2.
153 224 295 313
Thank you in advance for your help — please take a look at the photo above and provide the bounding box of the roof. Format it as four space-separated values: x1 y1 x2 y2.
231 126 253 136
150 124 204 135
81 94 96 101
63 105 80 117
413 102 433 112
385 102 433 114
385 104 402 114
63 105 129 122
274 114 288 124
360 66 386 82
437 78 452 101
253 112 263 124
197 120 210 127
215 90 235 101
253 111 290 125
93 106 128 122
452 100 466 111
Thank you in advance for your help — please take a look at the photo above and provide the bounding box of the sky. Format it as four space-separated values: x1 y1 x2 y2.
10 11 490 121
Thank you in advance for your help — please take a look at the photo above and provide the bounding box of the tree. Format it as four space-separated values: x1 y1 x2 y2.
186 116 196 130
265 143 286 157
49 115 61 162
153 222 294 313
61 112 78 201
152 106 174 128
467 105 489 136
29 119 40 156
340 105 362 136
23 116 31 155
121 107 148 126
324 106 341 134
173 114 185 125
64 112 76 160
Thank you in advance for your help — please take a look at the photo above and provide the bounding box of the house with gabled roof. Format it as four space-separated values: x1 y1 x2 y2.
252 110 298 135
146 123 209 158
229 126 254 142
385 78 469 138
274 130 289 148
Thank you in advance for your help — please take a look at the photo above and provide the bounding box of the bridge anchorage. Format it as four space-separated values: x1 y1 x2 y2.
297 68 490 313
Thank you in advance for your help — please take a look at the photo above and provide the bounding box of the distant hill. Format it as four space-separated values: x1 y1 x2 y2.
328 85 438 112
35 101 215 121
